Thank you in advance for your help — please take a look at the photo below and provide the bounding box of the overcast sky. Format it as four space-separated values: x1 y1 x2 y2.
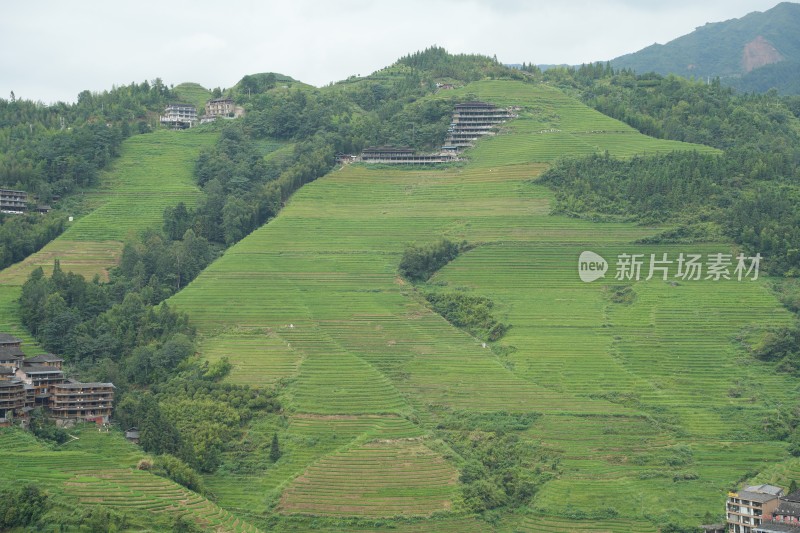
0 0 785 104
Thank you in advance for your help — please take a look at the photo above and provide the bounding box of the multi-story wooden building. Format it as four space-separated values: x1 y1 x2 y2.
50 382 115 424
0 333 115 425
0 380 25 426
16 365 65 406
0 188 28 214
22 353 63 370
360 146 456 164
444 101 514 150
728 485 785 533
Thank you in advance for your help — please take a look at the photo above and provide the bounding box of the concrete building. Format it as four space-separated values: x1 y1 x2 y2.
205 97 235 117
160 103 197 129
728 485 785 533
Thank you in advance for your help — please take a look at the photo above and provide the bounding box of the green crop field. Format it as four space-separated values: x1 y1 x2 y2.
0 128 232 530
1 78 792 531
0 426 261 532
0 129 215 285
174 82 213 110
162 79 792 529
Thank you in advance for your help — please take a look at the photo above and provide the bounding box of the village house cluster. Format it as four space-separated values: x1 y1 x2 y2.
701 484 800 533
0 333 114 427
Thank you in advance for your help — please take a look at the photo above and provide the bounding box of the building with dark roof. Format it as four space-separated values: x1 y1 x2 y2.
0 333 22 346
23 354 64 370
728 485 785 533
360 146 456 165
764 490 800 530
50 382 115 424
0 347 23 370
755 523 800 533
0 333 115 425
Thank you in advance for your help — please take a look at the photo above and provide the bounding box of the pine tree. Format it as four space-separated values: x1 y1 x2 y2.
269 433 281 463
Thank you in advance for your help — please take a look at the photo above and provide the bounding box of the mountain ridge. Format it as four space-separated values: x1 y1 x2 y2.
610 2 800 92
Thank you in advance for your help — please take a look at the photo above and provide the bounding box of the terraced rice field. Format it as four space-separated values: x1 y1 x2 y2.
0 129 226 529
0 427 261 532
0 129 215 285
1 78 792 530
278 440 459 517
166 79 786 527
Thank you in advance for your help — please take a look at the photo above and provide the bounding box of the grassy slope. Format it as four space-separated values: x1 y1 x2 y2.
0 426 260 532
174 82 213 110
0 129 216 285
0 128 243 531
165 80 787 530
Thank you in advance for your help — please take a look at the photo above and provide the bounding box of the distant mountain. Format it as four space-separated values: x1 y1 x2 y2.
610 2 800 93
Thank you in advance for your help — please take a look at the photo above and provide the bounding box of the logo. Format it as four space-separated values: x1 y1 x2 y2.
577 251 762 283
579 251 608 283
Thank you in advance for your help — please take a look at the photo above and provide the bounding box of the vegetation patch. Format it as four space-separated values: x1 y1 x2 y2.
423 290 509 342
398 239 467 282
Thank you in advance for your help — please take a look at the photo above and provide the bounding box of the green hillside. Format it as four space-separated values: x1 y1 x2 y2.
0 426 261 532
0 128 226 530
162 79 788 530
174 82 213 110
0 129 215 284
611 2 800 93
2 59 796 532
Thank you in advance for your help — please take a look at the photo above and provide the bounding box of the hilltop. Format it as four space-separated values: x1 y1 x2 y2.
610 2 800 93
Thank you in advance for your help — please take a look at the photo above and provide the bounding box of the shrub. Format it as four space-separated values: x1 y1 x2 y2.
398 239 466 282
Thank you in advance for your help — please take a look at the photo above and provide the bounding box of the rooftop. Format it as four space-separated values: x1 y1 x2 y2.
755 522 800 533
0 333 21 344
54 382 115 389
739 490 782 503
746 485 785 496
455 101 497 109
776 499 800 516
23 354 63 364
21 365 63 375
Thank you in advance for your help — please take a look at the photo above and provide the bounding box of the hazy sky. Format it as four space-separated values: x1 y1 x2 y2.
1 0 785 104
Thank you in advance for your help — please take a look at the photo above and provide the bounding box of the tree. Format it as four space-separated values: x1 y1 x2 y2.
0 484 48 529
221 196 252 245
270 433 282 462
